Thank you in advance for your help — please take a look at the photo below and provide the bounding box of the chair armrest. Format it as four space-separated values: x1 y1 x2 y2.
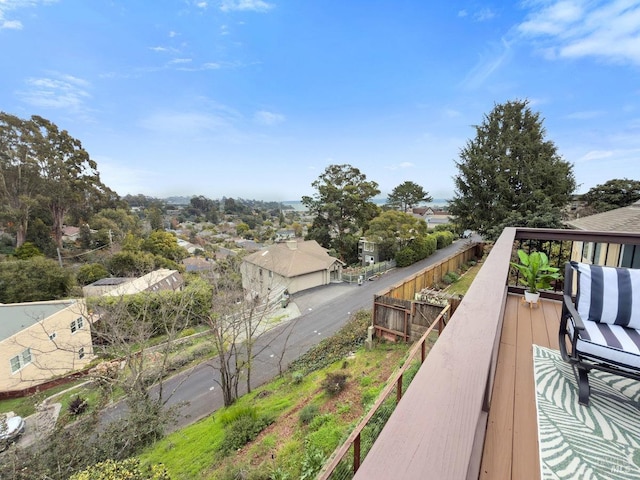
563 294 586 331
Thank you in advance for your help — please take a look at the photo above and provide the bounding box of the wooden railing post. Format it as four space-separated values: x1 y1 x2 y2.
396 375 403 402
421 339 426 363
354 432 361 473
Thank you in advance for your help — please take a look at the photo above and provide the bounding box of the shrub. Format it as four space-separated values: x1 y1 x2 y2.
299 405 319 425
442 271 461 284
289 311 370 374
77 263 109 286
218 405 258 426
395 247 416 267
220 413 273 454
291 371 304 384
322 372 348 396
69 458 170 480
68 395 88 416
433 231 454 249
300 445 326 480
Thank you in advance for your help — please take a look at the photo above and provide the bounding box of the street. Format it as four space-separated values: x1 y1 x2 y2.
137 238 478 431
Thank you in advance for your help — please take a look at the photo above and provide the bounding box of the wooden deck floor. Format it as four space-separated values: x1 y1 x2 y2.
479 294 562 480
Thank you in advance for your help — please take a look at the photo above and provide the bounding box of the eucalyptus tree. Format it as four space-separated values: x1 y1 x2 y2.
0 112 41 247
30 115 108 249
448 100 576 240
302 164 380 262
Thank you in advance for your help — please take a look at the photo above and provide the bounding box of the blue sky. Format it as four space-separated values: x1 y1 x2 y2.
1 1 639 202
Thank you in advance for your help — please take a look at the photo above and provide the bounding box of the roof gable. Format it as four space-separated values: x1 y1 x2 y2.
243 240 341 278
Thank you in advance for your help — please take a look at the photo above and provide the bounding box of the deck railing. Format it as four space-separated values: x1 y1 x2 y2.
317 304 451 480
346 227 640 480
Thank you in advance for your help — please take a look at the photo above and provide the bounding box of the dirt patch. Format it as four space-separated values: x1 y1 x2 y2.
216 345 410 475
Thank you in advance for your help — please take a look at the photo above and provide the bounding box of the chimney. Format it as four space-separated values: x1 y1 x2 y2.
286 240 298 250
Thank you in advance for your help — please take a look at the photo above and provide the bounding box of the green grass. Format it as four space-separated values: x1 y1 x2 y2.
138 341 412 479
0 379 88 417
445 263 481 296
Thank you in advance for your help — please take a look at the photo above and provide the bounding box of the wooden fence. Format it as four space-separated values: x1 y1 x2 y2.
372 243 481 341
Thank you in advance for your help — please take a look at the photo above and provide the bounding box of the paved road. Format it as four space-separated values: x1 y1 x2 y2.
102 238 479 431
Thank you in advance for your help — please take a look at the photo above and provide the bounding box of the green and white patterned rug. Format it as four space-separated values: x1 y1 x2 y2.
533 345 640 479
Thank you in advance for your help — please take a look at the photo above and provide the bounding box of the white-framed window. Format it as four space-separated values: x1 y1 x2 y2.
49 332 57 341
70 317 84 334
78 347 85 359
10 348 32 374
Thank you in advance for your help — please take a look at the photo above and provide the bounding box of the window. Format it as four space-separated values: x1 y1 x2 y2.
78 347 85 359
10 348 32 373
70 317 84 333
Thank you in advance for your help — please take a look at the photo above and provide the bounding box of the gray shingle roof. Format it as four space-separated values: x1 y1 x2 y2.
566 200 640 232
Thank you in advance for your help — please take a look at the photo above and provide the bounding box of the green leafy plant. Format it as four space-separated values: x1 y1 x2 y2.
510 249 561 294
299 405 319 425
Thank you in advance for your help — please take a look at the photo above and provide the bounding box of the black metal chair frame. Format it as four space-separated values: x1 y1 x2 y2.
559 262 640 406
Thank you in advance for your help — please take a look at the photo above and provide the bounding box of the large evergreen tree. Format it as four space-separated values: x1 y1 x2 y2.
387 181 432 212
581 178 640 213
302 164 380 262
448 100 576 240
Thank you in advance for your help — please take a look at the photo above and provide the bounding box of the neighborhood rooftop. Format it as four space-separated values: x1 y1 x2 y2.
0 300 78 342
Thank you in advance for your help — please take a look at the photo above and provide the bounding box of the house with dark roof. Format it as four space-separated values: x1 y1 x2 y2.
240 240 343 298
565 200 640 268
0 300 94 392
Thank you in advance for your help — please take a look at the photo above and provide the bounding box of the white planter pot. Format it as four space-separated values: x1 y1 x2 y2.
524 291 540 304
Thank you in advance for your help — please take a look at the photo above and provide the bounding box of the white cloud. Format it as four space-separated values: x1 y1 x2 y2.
461 38 512 89
1 19 22 29
579 149 614 162
17 73 91 111
254 110 284 126
458 7 496 22
219 0 274 13
518 0 640 66
385 162 415 170
0 0 56 30
475 8 496 22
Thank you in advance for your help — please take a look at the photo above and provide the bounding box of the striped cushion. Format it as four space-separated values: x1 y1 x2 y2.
569 317 640 370
572 261 640 329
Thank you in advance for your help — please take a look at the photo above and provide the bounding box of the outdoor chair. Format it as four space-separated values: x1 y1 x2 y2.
559 261 640 406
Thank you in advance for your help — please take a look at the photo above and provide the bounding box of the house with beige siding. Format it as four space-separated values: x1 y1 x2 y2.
241 240 343 299
0 299 94 392
566 200 640 268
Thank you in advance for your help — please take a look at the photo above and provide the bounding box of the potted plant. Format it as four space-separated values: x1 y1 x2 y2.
510 249 561 304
